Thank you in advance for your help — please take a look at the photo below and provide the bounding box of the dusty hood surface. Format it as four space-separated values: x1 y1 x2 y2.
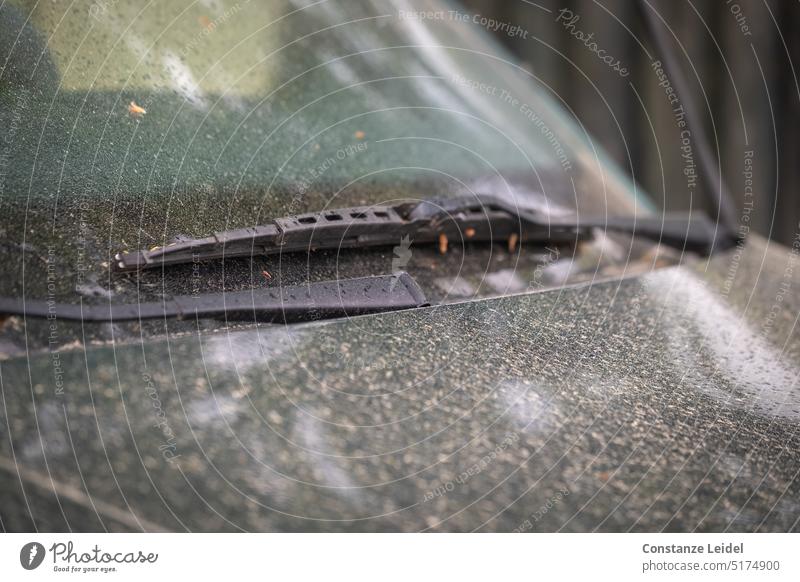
2 235 799 532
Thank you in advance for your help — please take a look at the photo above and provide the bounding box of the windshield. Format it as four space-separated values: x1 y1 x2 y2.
1 0 652 304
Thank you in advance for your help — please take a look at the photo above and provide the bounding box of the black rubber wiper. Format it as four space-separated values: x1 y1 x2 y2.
113 194 735 273
0 273 428 323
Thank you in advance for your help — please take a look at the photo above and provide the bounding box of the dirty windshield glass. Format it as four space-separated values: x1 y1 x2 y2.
1 0 651 301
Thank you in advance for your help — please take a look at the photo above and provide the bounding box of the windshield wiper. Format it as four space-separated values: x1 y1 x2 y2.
113 194 735 273
0 273 428 323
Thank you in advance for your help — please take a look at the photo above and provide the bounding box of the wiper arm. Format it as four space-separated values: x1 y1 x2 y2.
413 196 734 255
0 273 428 323
113 194 735 273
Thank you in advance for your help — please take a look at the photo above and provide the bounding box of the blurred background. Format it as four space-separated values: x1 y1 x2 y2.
461 0 799 245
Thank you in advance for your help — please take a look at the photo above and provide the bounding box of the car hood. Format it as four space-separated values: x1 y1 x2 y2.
2 234 799 532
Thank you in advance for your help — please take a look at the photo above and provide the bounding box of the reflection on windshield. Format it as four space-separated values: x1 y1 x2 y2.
1 0 648 215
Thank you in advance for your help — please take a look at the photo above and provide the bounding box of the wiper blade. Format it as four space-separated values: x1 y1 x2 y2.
113 194 734 273
0 273 428 323
114 195 560 273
